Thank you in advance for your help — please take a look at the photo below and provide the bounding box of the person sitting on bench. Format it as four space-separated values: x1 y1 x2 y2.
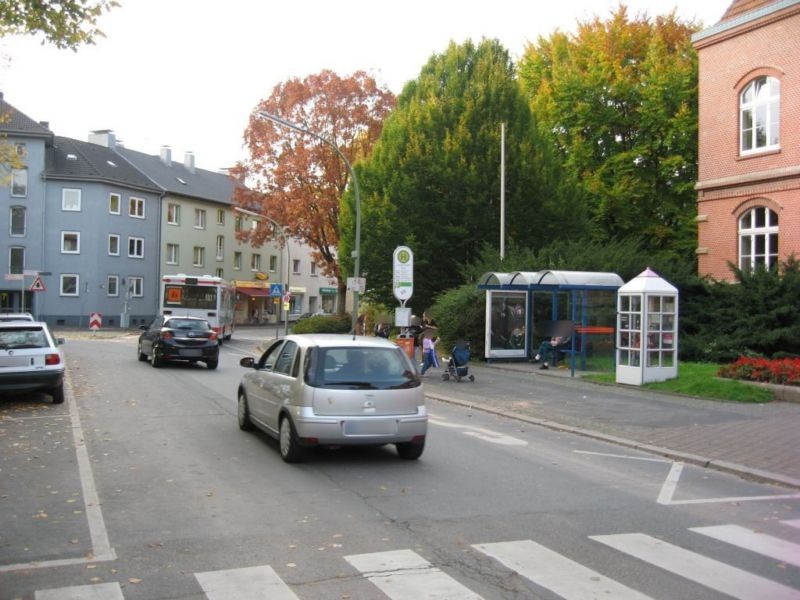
532 336 568 370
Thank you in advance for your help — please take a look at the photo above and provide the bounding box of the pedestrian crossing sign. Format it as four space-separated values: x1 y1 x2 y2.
30 275 46 292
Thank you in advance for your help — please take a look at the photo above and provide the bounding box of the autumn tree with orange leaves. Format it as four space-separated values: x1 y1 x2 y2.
231 70 395 314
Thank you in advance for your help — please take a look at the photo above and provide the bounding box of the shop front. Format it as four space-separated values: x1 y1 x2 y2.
234 281 272 324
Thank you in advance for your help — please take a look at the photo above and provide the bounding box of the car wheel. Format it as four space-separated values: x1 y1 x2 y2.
51 383 65 405
150 348 163 368
279 416 306 463
206 359 218 370
396 438 425 460
237 391 253 431
137 342 147 362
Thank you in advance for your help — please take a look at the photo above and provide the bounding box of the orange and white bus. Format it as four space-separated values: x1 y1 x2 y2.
160 274 235 341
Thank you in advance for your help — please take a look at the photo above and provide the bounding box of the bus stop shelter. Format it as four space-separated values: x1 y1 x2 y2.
477 270 623 372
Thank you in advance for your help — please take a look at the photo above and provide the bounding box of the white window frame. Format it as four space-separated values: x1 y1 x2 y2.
250 253 261 271
740 76 780 155
61 231 80 254
9 206 25 237
269 255 277 272
194 208 206 229
739 206 779 271
128 237 145 259
11 168 27 197
193 246 205 267
166 243 179 265
9 246 25 274
310 262 317 276
167 203 180 225
109 193 121 215
60 274 79 297
215 268 224 278
233 251 242 270
62 188 81 211
107 275 119 297
128 276 143 297
129 196 145 219
216 235 224 260
234 216 243 232
292 259 300 275
108 234 120 256
216 209 225 226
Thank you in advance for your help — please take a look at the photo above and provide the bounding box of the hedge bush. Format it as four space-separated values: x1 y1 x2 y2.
718 357 800 386
291 313 352 334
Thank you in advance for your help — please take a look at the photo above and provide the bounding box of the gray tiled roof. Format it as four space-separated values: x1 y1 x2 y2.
117 146 241 206
45 136 161 193
0 92 53 139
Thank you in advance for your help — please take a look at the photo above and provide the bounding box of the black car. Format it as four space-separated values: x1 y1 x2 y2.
137 316 219 370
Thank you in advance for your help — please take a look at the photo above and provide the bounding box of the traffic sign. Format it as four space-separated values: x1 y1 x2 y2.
269 283 283 297
393 246 413 301
30 276 46 292
4 273 23 281
89 312 102 331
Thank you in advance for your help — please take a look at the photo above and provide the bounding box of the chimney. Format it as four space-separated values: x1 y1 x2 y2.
88 129 116 148
160 145 172 166
184 150 195 174
39 121 50 130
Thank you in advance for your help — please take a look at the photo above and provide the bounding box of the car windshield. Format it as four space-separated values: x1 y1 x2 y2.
0 327 48 349
167 319 210 331
306 346 418 390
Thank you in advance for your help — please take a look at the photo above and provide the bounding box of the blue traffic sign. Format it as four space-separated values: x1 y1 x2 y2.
269 283 284 297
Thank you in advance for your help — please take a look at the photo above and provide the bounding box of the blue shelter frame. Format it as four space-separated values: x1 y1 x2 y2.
478 270 623 374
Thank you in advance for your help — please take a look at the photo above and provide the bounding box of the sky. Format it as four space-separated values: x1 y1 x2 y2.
0 0 731 172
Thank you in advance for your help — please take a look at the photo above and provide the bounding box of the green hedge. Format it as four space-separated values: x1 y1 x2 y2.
291 314 352 334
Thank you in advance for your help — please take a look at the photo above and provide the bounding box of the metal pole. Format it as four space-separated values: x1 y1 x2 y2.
500 122 505 261
255 111 361 335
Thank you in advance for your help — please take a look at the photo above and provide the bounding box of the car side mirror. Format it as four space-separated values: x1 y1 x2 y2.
140 325 148 331
240 356 256 369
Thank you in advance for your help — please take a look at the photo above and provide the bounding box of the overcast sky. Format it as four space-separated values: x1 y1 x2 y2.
0 0 731 172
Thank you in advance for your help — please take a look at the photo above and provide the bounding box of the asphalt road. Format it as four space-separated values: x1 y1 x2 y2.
1 331 799 599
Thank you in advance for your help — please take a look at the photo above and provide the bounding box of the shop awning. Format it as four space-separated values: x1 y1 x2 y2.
237 287 272 298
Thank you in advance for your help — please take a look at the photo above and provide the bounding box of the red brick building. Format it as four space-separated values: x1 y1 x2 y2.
693 0 800 280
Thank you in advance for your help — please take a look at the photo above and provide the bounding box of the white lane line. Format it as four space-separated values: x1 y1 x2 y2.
0 370 116 573
35 582 124 600
783 519 800 529
573 450 671 463
591 533 800 600
195 565 300 600
667 493 800 505
428 417 528 446
691 525 800 568
657 462 684 505
345 549 482 600
473 540 652 600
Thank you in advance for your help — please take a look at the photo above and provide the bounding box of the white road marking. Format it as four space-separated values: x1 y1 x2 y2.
0 370 116 573
35 582 124 600
428 416 528 446
573 450 670 463
345 549 482 600
591 533 800 600
783 519 800 529
657 461 684 505
667 492 800 505
691 524 800 567
473 539 652 600
195 565 300 600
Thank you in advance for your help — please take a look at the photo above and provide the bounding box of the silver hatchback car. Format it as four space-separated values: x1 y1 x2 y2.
237 334 427 462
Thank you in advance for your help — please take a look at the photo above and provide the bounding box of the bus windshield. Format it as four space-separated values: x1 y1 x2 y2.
163 284 218 310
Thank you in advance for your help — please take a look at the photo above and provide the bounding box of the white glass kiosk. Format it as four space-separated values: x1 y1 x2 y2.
616 268 678 385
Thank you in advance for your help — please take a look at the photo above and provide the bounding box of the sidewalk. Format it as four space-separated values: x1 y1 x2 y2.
423 360 800 489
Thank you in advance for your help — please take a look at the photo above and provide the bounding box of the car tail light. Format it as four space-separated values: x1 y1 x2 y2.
45 353 61 366
160 330 174 340
209 330 218 341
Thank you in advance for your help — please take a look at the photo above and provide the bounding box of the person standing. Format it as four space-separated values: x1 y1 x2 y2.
420 335 440 375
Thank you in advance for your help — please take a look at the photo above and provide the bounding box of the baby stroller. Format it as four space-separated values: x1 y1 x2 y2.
442 340 475 382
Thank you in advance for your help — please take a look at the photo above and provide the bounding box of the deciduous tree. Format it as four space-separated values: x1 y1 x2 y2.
231 70 395 312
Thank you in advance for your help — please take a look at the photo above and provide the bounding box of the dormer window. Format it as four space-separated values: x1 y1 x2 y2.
740 76 780 154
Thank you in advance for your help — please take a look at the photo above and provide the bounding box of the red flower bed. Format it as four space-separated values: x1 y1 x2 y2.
718 357 800 386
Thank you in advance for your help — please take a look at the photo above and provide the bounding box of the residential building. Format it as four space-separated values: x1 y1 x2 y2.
693 0 800 279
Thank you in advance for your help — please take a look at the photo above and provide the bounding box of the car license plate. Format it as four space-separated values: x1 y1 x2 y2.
0 356 32 367
181 349 203 357
343 420 398 436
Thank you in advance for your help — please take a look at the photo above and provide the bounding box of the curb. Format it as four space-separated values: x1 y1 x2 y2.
425 391 800 491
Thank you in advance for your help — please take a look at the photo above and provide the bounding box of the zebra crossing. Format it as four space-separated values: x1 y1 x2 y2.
33 520 800 600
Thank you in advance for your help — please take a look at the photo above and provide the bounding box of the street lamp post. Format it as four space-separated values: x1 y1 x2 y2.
260 215 291 337
255 111 361 335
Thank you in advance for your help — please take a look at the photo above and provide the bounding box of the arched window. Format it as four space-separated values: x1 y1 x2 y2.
739 207 778 271
740 76 780 154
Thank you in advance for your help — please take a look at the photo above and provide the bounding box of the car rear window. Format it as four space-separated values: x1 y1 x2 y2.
167 319 210 331
306 346 418 390
0 327 48 349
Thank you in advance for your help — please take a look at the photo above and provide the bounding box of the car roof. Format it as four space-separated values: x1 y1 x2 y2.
0 320 49 328
0 312 35 321
284 334 400 350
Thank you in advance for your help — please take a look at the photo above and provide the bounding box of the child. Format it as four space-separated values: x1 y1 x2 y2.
420 335 440 375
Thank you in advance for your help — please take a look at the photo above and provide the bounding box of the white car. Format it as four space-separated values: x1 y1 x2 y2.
237 334 427 462
0 312 35 322
0 321 66 403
